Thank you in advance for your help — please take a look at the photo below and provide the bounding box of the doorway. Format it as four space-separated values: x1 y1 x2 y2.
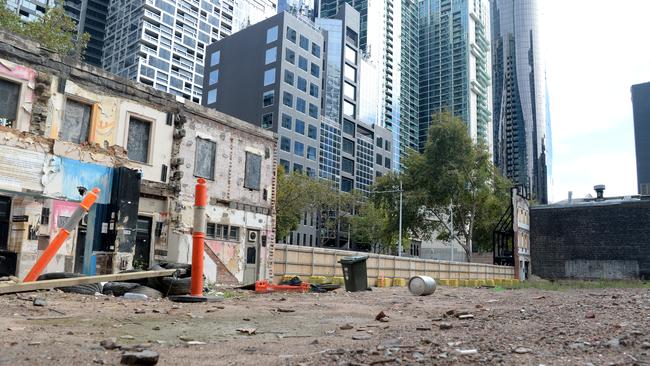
243 229 260 285
0 196 10 250
73 218 87 273
134 216 152 270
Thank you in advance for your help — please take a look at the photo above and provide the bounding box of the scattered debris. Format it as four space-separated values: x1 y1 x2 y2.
458 314 474 320
185 341 207 345
513 347 532 354
100 339 120 350
237 328 257 335
455 349 478 355
352 335 372 340
120 350 159 365
134 309 146 314
120 335 135 340
439 323 453 330
416 326 431 331
276 308 296 313
33 298 47 307
340 324 354 330
178 336 194 342
585 312 595 319
533 296 546 300
375 311 389 322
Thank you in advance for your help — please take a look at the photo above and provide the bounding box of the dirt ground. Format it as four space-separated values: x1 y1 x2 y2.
0 284 649 366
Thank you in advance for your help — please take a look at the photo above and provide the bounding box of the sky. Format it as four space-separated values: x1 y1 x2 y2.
541 0 650 202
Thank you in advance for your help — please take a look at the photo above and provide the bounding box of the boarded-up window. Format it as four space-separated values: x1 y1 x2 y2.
127 117 151 163
0 79 20 127
244 152 262 190
61 99 91 144
194 137 216 179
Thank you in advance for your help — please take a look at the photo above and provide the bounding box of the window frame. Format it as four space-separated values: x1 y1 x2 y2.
0 76 23 129
125 113 154 164
60 95 95 144
194 136 217 180
262 90 275 107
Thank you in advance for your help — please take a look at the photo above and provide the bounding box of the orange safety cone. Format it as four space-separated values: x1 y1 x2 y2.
24 188 100 282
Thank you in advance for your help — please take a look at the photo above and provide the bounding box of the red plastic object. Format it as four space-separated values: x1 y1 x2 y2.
255 280 310 293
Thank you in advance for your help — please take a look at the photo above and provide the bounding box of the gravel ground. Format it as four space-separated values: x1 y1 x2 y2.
0 285 649 365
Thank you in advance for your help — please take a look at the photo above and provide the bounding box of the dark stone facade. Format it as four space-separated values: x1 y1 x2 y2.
531 199 650 279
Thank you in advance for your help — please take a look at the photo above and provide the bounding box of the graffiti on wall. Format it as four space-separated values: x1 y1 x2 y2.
42 156 113 204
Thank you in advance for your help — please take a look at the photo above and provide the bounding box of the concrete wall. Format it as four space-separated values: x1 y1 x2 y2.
531 199 650 279
273 244 514 287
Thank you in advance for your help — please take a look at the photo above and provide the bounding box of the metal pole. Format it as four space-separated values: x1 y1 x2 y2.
190 178 208 296
450 200 454 262
398 180 403 257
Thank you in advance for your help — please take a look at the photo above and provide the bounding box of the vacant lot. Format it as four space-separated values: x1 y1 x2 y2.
0 283 649 365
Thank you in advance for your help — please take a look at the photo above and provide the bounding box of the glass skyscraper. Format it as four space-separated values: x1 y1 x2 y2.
491 0 548 203
418 0 492 152
318 0 420 168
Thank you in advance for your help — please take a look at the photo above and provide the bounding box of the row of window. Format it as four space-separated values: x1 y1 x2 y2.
283 69 319 98
194 138 263 190
280 137 317 160
282 92 319 118
285 26 321 58
279 159 316 178
205 223 240 241
284 48 320 78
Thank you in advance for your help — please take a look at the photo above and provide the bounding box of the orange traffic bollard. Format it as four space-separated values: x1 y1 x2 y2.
23 188 101 282
190 178 208 296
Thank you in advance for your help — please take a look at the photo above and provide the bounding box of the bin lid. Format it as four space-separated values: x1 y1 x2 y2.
339 256 368 264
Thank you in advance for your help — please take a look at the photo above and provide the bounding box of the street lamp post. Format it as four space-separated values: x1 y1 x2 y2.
372 180 404 257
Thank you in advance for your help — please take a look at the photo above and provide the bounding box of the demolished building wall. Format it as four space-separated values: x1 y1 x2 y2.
0 31 277 283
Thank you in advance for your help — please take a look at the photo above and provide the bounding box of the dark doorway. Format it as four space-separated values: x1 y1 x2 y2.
134 216 152 269
73 219 87 273
0 196 10 250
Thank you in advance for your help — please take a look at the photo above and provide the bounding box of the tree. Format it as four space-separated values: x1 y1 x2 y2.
0 1 89 57
349 201 396 253
373 112 512 262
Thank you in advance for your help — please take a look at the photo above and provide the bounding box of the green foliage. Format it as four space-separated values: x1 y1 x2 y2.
373 112 512 261
349 202 396 253
0 0 89 57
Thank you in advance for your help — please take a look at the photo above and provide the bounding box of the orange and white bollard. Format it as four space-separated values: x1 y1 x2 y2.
190 178 207 296
23 188 101 282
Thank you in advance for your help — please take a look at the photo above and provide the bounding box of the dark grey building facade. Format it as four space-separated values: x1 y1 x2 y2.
491 0 548 203
632 82 650 195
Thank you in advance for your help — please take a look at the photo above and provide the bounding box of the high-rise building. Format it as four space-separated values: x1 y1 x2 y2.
278 0 315 19
491 0 548 203
5 0 108 66
632 82 650 195
233 0 278 32
102 0 248 104
201 9 392 246
419 0 492 152
318 0 420 168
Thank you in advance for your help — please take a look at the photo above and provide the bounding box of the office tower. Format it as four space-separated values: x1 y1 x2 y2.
102 0 239 103
491 0 548 203
233 0 278 32
419 0 492 152
632 82 650 195
278 0 314 19
5 0 108 66
318 0 420 168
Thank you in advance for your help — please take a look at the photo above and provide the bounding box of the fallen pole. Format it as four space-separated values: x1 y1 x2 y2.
191 178 207 296
23 188 101 282
0 269 177 295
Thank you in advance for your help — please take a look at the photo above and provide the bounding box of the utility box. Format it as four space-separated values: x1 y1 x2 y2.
339 256 368 292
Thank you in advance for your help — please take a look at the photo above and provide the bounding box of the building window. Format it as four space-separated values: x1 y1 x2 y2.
342 157 354 174
344 64 356 81
345 45 357 64
376 153 382 164
207 89 217 104
0 79 20 128
286 26 296 42
280 136 291 152
307 125 317 139
285 48 295 64
294 141 304 157
244 152 262 190
297 77 307 92
263 68 276 86
385 141 391 151
343 119 355 136
311 43 321 57
298 56 307 71
293 163 303 173
210 50 220 66
346 27 358 46
299 35 309 50
209 69 219 85
61 99 92 144
295 119 305 134
194 137 216 179
376 137 383 147
279 159 290 172
308 103 318 118
281 113 292 129
127 117 151 163
309 83 319 98
307 146 316 160
384 157 391 169
306 167 315 178
261 112 273 129
310 63 320 78
266 26 278 43
284 70 294 85
265 47 277 64
343 100 355 117
296 98 306 113
206 223 240 241
344 82 355 100
343 138 354 155
263 90 274 107
341 177 353 192
282 91 293 107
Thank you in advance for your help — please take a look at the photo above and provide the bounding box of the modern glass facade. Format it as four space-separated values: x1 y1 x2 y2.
632 82 650 196
318 0 419 169
418 0 492 152
234 0 278 32
491 0 548 203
